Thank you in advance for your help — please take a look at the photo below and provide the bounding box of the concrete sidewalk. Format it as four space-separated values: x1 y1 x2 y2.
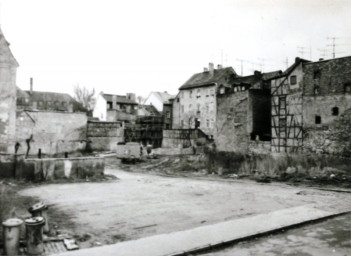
54 205 348 256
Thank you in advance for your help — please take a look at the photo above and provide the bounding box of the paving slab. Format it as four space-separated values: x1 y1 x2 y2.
53 205 348 256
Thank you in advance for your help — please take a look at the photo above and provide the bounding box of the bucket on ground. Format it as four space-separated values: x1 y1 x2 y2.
25 216 45 255
28 202 49 233
2 218 23 256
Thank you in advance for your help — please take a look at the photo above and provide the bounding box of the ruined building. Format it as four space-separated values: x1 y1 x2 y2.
172 63 237 138
216 70 282 153
0 27 19 153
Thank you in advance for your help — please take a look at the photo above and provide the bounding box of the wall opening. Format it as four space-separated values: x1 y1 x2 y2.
250 89 271 141
332 107 339 116
315 115 322 124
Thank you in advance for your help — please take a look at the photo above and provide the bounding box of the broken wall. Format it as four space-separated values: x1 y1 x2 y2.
216 90 250 152
87 121 123 151
15 111 87 156
0 29 18 153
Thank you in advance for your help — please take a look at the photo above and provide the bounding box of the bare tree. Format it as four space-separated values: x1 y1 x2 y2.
73 84 96 112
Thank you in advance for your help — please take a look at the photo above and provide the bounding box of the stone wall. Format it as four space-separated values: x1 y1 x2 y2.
303 107 351 157
216 90 250 152
303 56 351 96
0 28 18 153
16 157 104 181
15 111 87 156
162 129 210 148
86 121 123 151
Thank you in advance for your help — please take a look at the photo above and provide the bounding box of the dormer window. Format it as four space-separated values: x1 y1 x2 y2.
219 87 225 94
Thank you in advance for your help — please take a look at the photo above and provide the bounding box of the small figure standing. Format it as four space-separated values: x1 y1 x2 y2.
25 135 33 159
15 142 21 154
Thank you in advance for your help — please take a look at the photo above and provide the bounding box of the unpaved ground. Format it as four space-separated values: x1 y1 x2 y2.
18 165 351 249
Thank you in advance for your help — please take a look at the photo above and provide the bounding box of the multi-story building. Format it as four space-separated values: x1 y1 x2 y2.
93 92 138 122
172 63 237 138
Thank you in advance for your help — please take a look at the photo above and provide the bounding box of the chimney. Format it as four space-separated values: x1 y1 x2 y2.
203 67 208 72
30 77 33 94
319 58 324 61
217 64 223 69
112 95 117 109
126 93 136 102
209 63 214 74
254 70 261 77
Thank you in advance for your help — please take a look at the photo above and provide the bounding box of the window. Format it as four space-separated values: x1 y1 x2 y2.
177 97 180 102
181 120 184 128
315 115 322 124
314 85 320 95
206 119 210 128
234 87 238 92
55 101 60 107
189 90 192 98
166 111 170 118
219 87 225 94
290 75 297 85
241 86 246 91
62 102 67 107
206 89 210 97
345 84 351 93
38 101 43 107
181 105 184 113
206 103 209 113
24 98 29 103
196 89 201 98
197 104 200 113
313 70 321 79
47 101 52 107
107 101 113 109
332 107 339 116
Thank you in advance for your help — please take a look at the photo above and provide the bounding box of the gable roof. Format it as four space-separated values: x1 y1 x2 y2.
138 104 160 116
232 70 282 87
179 67 237 90
102 94 138 105
17 88 74 102
0 27 19 67
145 91 175 104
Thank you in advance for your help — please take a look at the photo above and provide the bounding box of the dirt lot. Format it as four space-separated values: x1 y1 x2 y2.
18 157 351 249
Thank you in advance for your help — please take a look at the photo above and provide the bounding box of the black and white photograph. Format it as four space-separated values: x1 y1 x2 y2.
0 0 350 255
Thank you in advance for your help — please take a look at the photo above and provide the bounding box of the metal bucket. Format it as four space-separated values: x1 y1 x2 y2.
25 216 45 255
2 218 23 256
28 202 49 233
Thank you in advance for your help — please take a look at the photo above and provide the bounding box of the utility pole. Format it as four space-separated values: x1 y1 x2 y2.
327 37 338 58
257 58 266 72
236 59 247 76
283 57 289 69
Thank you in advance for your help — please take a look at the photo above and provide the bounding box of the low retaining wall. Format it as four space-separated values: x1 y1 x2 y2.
16 157 105 181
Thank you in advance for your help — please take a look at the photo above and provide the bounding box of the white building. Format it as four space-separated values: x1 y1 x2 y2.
143 91 175 112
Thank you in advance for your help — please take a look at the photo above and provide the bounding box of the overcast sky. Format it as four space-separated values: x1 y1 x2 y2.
1 0 351 98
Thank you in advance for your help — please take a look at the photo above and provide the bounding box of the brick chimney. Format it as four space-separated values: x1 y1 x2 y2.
30 77 33 94
209 63 214 75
